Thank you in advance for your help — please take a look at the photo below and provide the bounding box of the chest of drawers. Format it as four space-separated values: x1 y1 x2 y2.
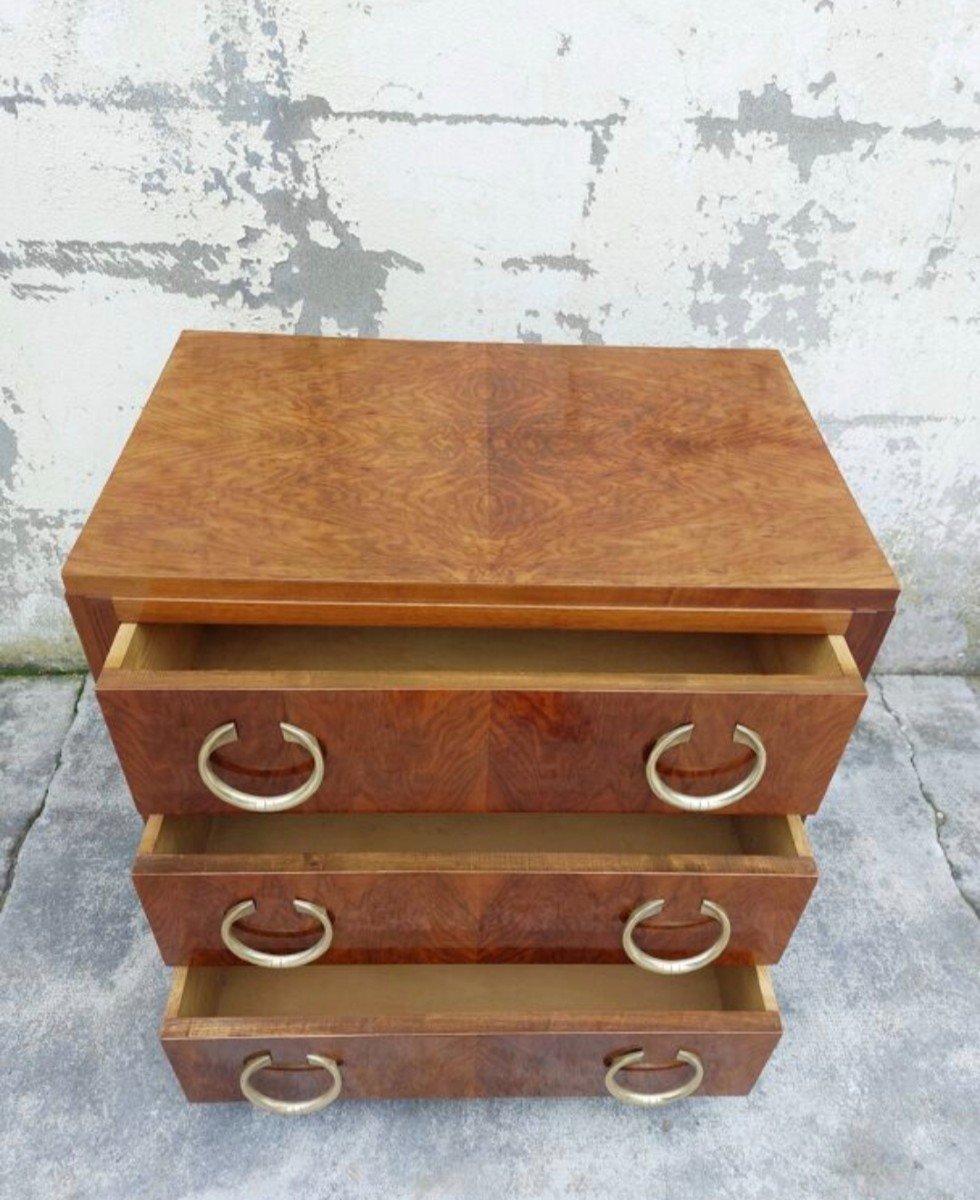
64 333 897 1114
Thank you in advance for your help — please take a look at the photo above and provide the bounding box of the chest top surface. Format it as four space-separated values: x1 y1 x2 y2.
64 332 897 615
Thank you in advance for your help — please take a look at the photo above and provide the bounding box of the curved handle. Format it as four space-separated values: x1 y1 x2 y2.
198 721 325 812
622 898 731 974
221 898 333 968
645 723 766 812
240 1053 342 1115
604 1049 704 1108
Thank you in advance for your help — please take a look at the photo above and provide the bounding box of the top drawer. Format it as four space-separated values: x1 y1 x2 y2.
97 624 865 816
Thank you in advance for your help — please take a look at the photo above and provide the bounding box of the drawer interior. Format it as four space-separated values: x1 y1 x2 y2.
108 623 855 688
144 812 811 865
170 964 776 1021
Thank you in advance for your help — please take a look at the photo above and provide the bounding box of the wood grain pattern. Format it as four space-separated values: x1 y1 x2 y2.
99 679 865 817
845 609 896 679
110 596 855 634
64 593 119 676
63 333 898 621
133 813 816 966
161 964 781 1100
58 335 900 1108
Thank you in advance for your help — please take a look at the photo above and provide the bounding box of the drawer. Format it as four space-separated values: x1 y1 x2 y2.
161 963 780 1106
134 812 816 968
98 623 866 815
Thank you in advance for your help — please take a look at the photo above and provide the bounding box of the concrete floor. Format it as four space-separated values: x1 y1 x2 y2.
0 676 978 1200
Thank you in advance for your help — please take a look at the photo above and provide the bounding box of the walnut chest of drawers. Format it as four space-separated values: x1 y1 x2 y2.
64 333 898 1114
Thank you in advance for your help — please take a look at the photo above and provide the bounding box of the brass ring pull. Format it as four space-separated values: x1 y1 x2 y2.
240 1053 342 1115
220 899 333 968
645 723 766 811
604 1049 704 1108
198 721 325 812
622 898 731 974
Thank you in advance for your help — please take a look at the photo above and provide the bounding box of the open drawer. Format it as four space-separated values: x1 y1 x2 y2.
161 963 781 1106
98 623 866 815
135 812 816 969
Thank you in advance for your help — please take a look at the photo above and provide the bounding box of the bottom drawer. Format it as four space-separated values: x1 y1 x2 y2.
162 964 780 1109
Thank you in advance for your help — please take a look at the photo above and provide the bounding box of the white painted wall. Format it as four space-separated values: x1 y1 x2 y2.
1 0 977 670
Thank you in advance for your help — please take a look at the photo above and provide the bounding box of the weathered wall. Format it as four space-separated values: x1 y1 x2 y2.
1 0 977 671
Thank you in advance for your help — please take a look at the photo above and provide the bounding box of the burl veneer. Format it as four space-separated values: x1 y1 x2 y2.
162 964 781 1102
64 334 897 675
134 812 816 966
64 333 897 1110
98 623 864 816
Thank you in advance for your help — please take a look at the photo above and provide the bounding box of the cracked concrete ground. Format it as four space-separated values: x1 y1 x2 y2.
0 676 977 1199
0 676 83 906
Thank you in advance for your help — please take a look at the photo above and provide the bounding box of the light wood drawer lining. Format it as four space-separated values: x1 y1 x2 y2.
106 622 858 690
170 963 776 1025
143 811 812 866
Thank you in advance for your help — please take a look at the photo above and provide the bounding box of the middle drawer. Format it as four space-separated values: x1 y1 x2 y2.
133 812 816 968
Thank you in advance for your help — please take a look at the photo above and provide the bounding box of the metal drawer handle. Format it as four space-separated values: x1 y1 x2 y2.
645 723 766 811
605 1049 704 1108
198 721 325 812
221 898 333 968
623 898 731 974
240 1053 342 1115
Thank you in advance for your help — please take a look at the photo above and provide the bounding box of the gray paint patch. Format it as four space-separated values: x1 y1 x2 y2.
808 72 836 98
501 254 595 279
0 387 20 493
261 189 423 335
582 110 625 217
9 282 71 301
2 11 624 337
690 82 890 181
588 114 622 170
903 119 980 143
0 84 43 116
816 412 959 437
861 268 897 284
0 239 238 303
60 77 193 117
327 105 625 135
0 15 427 337
0 419 17 491
555 311 604 344
690 206 842 348
1 387 22 416
917 243 954 289
785 198 856 235
202 20 424 336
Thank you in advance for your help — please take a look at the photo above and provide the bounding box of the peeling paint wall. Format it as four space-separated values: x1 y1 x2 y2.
1 0 977 671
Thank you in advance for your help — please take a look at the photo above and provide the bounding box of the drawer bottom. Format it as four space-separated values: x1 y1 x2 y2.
161 964 781 1108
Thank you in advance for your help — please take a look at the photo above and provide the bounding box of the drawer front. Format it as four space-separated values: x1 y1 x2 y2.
98 626 865 816
161 963 781 1103
164 1029 779 1102
134 815 816 967
102 688 862 815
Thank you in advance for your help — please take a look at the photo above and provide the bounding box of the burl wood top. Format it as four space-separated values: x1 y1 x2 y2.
64 332 897 618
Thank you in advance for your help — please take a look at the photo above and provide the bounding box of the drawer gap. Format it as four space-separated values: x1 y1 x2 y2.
109 623 851 688
173 964 773 1020
147 812 809 862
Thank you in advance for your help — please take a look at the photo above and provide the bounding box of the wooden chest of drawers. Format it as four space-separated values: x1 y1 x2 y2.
64 333 898 1114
